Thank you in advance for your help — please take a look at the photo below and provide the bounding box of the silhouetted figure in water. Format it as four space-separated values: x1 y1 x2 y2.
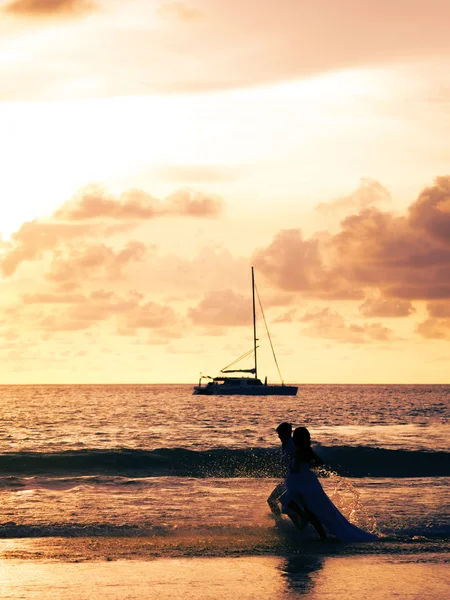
267 422 307 529
285 427 327 539
285 427 378 542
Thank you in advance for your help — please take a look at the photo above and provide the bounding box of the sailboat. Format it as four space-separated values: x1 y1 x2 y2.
193 267 298 396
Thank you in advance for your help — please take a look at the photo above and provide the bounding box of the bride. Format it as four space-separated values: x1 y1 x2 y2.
283 427 378 542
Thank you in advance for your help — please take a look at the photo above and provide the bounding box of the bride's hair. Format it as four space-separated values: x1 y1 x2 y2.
293 426 313 461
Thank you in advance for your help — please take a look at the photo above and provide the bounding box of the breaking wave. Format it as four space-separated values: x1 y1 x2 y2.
0 521 448 547
0 445 449 478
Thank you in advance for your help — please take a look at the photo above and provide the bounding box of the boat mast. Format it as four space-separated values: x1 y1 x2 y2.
251 266 258 379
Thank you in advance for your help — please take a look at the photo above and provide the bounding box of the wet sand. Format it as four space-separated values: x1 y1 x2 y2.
0 539 448 600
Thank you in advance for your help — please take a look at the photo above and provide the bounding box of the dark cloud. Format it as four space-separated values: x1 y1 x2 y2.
359 296 415 318
408 176 450 246
385 283 450 301
416 318 450 340
253 229 363 299
254 177 450 303
254 229 324 292
4 0 96 17
415 300 450 340
426 301 450 318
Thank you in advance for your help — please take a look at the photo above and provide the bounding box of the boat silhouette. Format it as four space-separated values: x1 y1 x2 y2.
193 267 298 396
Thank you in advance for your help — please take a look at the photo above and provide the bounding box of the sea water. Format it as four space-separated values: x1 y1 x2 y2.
0 384 448 596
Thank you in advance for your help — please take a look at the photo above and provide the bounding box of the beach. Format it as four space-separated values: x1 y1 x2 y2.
0 384 448 598
1 540 449 599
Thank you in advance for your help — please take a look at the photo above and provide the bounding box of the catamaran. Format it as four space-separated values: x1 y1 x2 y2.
193 267 298 396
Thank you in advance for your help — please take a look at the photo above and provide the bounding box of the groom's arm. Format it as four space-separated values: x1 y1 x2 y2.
311 450 325 468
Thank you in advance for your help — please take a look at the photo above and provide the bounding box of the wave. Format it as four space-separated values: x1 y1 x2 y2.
0 521 448 549
0 446 449 478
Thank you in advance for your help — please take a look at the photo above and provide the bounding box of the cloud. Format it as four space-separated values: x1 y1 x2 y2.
3 0 97 17
0 184 223 277
272 308 299 323
120 301 180 332
15 288 182 335
426 301 450 318
253 230 326 292
254 176 450 303
45 241 148 284
408 176 450 246
316 178 391 218
37 313 96 331
188 289 251 326
3 0 450 100
359 296 415 318
300 307 394 344
261 292 299 308
415 300 450 340
164 189 223 217
253 229 363 299
330 197 450 299
6 289 137 333
64 290 142 324
416 318 450 340
54 186 223 221
54 187 162 221
0 221 97 277
125 244 249 297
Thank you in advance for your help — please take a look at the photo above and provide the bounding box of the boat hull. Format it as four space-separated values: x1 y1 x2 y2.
193 385 298 396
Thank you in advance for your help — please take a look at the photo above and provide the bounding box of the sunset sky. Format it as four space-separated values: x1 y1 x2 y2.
1 0 450 384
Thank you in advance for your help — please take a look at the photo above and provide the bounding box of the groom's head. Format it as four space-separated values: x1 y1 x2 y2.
276 422 292 443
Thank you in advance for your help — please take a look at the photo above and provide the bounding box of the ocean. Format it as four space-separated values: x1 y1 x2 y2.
0 384 449 599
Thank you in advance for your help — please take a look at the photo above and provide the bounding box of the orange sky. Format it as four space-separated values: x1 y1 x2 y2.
0 0 449 383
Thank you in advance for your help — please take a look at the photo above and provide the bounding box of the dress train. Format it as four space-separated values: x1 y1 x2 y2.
283 464 377 542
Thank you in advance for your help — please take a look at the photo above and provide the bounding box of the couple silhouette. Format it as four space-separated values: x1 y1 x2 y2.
267 422 377 542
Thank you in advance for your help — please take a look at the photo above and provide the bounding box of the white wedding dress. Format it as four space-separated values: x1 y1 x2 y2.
283 461 378 542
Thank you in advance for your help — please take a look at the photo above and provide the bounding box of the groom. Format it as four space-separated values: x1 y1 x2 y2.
267 422 304 523
268 422 317 532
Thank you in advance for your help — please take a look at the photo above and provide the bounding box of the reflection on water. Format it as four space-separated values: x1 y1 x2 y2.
1 556 287 600
309 554 450 600
1 552 448 600
279 554 326 595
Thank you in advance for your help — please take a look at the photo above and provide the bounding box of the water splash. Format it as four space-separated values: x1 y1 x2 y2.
318 468 379 535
